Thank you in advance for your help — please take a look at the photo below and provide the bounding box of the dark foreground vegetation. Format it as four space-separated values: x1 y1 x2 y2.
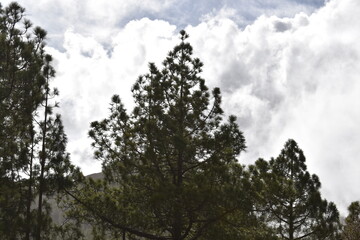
0 2 359 240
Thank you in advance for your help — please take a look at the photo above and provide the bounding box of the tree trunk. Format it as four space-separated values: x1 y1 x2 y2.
36 83 49 240
25 133 35 240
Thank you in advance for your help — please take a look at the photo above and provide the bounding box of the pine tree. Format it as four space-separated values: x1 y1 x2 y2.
250 139 340 240
36 52 55 240
67 30 249 240
341 201 360 240
0 2 48 238
0 3 81 239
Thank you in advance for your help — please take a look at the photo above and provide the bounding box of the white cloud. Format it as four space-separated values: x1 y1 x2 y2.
1 0 322 49
186 0 360 213
1 0 175 48
47 19 177 174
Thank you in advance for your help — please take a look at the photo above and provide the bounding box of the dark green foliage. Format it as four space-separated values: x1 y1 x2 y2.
0 2 81 239
43 114 80 193
250 139 341 240
0 2 49 238
197 163 279 240
341 201 360 240
69 30 249 240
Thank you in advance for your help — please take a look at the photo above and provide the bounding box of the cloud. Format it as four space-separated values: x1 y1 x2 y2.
186 0 360 213
47 18 177 174
1 0 323 49
1 0 176 49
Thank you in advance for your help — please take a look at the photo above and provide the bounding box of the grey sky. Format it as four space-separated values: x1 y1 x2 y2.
2 0 359 215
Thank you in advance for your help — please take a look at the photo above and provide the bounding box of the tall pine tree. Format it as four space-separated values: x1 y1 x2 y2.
0 3 48 237
67 30 250 240
0 3 81 239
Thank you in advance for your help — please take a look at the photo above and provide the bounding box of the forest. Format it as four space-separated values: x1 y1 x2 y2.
0 2 359 240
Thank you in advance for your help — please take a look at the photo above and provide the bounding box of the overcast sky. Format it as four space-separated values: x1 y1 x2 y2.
2 0 359 215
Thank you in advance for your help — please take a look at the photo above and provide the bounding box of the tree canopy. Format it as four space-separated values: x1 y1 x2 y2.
341 201 360 240
0 2 81 239
250 139 340 240
66 30 253 240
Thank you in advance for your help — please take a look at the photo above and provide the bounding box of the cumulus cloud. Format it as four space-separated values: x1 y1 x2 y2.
185 0 360 213
46 19 177 174
1 0 323 49
1 0 176 48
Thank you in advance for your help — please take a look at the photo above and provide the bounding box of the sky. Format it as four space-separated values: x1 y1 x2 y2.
2 0 359 215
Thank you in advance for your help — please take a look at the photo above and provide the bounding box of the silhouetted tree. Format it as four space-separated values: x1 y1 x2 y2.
0 3 81 239
67 30 251 240
341 201 360 240
250 139 341 240
0 2 48 238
